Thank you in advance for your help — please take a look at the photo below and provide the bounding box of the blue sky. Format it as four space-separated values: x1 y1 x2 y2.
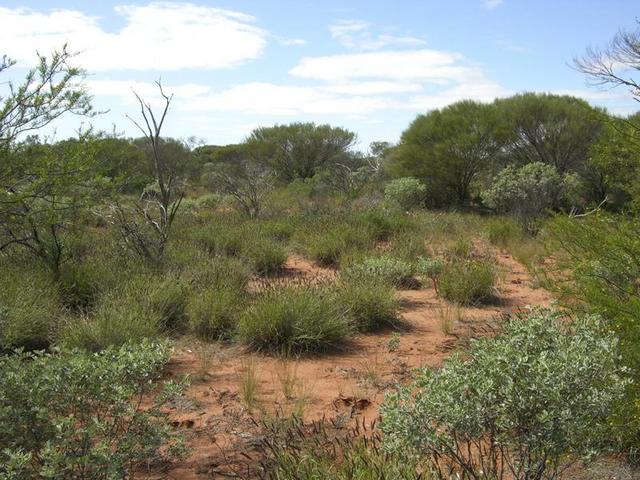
1 0 638 150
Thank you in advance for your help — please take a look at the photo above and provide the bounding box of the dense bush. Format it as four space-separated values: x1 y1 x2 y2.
237 286 352 354
550 215 640 456
342 255 415 288
303 225 370 267
381 311 629 480
415 256 444 292
481 162 580 232
334 278 399 332
0 341 186 479
438 259 497 304
384 177 426 210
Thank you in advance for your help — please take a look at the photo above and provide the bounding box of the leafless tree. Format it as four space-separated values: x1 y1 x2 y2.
574 21 640 103
111 81 182 261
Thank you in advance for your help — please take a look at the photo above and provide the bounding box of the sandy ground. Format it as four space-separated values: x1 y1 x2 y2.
142 245 554 479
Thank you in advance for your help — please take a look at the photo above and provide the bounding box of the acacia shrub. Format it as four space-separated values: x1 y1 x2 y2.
381 310 629 480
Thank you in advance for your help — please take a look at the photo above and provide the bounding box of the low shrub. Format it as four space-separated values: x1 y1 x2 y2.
0 340 186 479
187 286 245 340
439 259 497 304
334 279 398 332
197 226 245 257
381 311 628 480
237 286 352 354
446 237 474 258
342 255 414 288
260 219 296 241
304 225 371 267
246 238 287 276
190 256 252 291
260 417 424 480
415 256 444 293
0 267 60 352
485 217 522 247
384 177 426 210
60 275 188 351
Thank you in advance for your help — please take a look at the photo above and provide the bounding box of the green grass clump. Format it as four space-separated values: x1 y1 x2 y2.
439 259 497 305
484 217 522 247
246 238 287 276
237 286 352 354
59 274 188 351
342 255 415 288
197 226 245 256
0 266 61 351
187 286 245 340
447 237 475 258
189 256 252 291
334 279 399 332
303 225 371 267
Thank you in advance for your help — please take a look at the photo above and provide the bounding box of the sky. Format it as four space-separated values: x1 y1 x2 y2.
1 0 638 150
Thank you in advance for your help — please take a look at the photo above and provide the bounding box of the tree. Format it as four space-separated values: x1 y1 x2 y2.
246 122 357 183
492 93 605 174
201 143 273 219
110 82 183 262
0 47 95 274
0 45 93 147
388 100 499 207
574 20 640 104
0 134 106 276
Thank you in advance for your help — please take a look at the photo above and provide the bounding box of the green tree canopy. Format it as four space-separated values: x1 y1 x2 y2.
388 100 499 207
246 122 357 183
493 92 605 174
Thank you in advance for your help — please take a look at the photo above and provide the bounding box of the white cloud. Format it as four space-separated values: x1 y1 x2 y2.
328 19 426 50
0 2 267 71
290 49 478 83
483 0 504 9
280 38 307 46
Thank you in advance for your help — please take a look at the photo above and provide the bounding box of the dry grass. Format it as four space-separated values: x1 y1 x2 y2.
437 303 463 335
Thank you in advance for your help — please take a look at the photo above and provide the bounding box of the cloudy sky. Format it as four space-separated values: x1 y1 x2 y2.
1 0 638 149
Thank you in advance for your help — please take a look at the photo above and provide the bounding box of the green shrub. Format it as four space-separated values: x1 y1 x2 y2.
484 217 522 247
237 286 352 354
342 255 414 288
355 209 414 241
447 237 474 258
197 226 245 256
381 311 629 480
0 267 60 351
190 256 251 291
334 279 398 332
438 259 497 304
57 258 120 310
246 238 287 276
481 162 580 233
260 219 296 241
384 177 426 210
415 256 444 293
304 226 370 267
187 286 245 340
195 193 222 209
0 341 186 479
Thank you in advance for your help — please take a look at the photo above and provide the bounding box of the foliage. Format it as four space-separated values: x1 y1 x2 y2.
302 224 371 267
481 162 580 232
0 134 108 275
381 310 629 480
492 93 605 174
438 259 497 304
342 255 414 288
383 177 426 210
389 100 499 206
237 286 352 354
246 122 357 183
0 340 186 480
484 217 522 247
550 214 640 455
415 256 444 293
